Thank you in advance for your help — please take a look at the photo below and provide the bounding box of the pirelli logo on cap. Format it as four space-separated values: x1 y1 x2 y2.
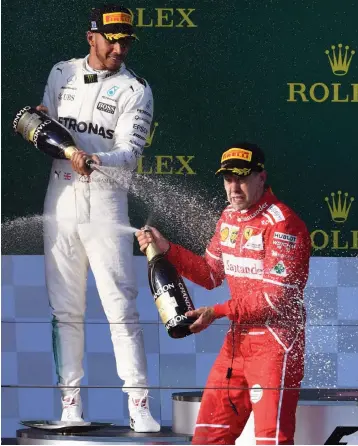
103 12 133 25
221 148 252 163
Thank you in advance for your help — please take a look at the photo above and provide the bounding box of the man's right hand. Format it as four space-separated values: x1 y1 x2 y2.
135 226 170 255
36 104 49 114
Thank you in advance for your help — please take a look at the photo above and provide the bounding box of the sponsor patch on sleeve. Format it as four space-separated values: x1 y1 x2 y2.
220 223 239 248
267 204 285 223
270 260 287 277
273 232 297 244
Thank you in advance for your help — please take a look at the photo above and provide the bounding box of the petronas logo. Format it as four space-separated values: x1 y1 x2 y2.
107 86 119 96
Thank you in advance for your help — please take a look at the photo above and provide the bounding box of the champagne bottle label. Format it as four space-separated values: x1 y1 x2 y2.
152 277 194 329
146 242 196 338
165 314 189 331
19 114 42 142
177 281 194 312
155 291 178 324
16 112 52 148
12 106 31 131
32 120 52 148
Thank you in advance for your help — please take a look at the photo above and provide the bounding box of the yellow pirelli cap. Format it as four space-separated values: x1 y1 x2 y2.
215 144 265 176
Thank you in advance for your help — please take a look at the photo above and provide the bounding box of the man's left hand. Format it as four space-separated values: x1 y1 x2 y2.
186 306 216 334
71 150 101 175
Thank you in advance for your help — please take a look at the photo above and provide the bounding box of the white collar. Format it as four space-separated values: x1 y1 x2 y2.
83 55 125 79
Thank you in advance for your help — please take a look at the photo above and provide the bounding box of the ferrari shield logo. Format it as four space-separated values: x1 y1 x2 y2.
244 228 253 240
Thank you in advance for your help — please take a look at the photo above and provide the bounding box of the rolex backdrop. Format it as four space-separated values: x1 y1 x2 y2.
2 0 357 256
2 1 358 438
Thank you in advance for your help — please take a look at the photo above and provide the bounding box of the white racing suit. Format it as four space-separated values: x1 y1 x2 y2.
42 56 154 397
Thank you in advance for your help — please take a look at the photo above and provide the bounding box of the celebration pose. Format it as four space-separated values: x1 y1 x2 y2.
137 143 311 444
37 4 159 432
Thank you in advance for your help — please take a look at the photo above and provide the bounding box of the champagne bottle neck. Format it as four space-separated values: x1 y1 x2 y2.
63 146 79 160
146 241 163 262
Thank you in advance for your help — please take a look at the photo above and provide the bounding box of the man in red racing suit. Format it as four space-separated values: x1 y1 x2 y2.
137 142 311 445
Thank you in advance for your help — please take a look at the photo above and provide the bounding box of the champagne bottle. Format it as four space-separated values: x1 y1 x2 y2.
13 106 93 167
145 229 196 339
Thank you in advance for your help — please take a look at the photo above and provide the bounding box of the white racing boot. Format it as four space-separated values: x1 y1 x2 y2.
128 392 160 432
61 389 83 422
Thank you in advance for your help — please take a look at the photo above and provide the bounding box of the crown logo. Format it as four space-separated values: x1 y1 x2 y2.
325 44 355 76
145 122 158 147
324 191 354 223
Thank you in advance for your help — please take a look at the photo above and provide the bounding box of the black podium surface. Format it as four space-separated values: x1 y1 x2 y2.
16 426 190 445
14 390 358 445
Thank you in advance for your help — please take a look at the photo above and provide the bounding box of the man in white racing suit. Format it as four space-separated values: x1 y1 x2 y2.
37 4 159 432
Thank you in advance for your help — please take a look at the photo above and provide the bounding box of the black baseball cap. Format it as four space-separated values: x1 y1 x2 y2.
215 142 265 177
89 5 138 41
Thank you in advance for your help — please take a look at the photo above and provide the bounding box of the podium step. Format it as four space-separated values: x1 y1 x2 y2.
17 426 191 445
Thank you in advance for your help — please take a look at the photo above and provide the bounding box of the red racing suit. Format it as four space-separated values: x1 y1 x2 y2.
167 189 311 445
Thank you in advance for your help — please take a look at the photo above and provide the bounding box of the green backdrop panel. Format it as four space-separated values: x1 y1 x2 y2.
2 0 357 256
